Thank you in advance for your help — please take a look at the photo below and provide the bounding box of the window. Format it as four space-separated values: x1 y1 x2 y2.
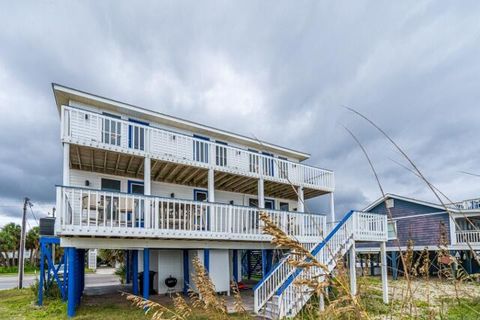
128 119 148 151
102 114 122 147
194 190 208 202
128 181 144 195
386 199 395 209
280 202 289 211
101 178 121 192
387 221 397 240
193 135 210 163
249 198 275 209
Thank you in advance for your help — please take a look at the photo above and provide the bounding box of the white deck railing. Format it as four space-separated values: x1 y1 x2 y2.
55 186 326 242
450 198 480 210
253 211 387 316
456 230 480 244
62 106 334 191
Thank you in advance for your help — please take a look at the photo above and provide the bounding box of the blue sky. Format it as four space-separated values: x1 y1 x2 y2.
1 1 480 227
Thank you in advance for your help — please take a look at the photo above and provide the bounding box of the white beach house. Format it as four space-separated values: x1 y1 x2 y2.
50 84 387 318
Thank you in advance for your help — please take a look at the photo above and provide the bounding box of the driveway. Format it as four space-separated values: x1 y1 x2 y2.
0 268 120 291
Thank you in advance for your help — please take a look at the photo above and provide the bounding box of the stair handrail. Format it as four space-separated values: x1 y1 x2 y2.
253 210 354 314
275 211 356 317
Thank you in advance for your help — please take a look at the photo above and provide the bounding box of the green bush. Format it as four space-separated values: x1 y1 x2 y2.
30 278 62 300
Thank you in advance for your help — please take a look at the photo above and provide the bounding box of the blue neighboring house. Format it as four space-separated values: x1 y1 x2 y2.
357 193 480 278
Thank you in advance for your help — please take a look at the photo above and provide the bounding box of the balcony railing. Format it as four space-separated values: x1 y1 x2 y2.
62 106 334 191
450 198 480 210
456 230 480 244
55 186 326 242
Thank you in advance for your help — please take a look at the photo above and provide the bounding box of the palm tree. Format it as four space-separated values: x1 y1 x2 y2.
0 223 21 266
26 227 40 266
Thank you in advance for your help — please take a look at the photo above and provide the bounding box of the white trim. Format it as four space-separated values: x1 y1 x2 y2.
364 193 449 212
389 211 447 221
60 237 277 250
357 244 480 253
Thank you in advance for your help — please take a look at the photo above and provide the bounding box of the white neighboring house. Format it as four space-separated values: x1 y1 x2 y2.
52 84 387 318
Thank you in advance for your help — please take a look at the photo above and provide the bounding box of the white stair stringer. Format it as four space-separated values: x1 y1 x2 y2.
254 210 360 319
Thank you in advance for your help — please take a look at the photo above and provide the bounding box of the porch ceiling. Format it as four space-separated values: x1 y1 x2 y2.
70 145 324 200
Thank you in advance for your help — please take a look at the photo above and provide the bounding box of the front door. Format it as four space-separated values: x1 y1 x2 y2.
194 190 209 230
128 180 144 227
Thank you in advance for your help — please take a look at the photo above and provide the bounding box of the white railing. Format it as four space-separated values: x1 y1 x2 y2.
254 211 387 317
62 106 335 191
456 230 480 244
56 186 326 242
451 198 480 210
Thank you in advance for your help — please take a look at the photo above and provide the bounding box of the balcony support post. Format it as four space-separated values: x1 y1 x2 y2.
63 142 70 186
208 168 215 202
297 186 304 212
144 157 151 228
183 250 189 294
380 242 389 304
143 248 150 299
232 249 239 283
132 250 139 295
329 192 335 223
258 178 265 209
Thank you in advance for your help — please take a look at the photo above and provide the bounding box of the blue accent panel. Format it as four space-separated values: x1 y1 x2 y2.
132 250 139 295
183 250 189 294
232 250 239 283
143 249 150 299
204 249 210 272
276 211 355 295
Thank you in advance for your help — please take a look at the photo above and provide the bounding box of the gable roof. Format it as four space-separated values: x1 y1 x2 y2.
363 193 448 212
52 83 311 161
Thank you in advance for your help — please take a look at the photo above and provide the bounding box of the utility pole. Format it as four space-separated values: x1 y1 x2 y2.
18 197 30 289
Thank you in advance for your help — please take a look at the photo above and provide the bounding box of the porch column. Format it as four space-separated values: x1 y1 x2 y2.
391 251 398 280
144 158 151 195
143 249 150 299
204 249 210 272
232 249 239 283
297 186 304 212
380 242 389 303
258 178 265 209
125 250 131 284
261 250 267 276
63 143 70 186
132 250 139 295
349 241 357 296
67 247 77 318
208 168 215 202
183 250 189 294
144 158 151 228
329 192 335 222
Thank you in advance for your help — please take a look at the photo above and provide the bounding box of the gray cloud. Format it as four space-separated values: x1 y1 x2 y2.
1 1 480 227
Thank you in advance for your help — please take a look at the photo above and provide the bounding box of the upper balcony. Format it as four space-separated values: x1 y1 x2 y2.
61 105 334 200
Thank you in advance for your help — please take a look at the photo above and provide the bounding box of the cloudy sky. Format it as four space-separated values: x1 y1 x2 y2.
1 1 480 227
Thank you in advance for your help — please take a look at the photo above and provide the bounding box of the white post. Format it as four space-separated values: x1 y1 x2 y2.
329 192 335 223
297 186 304 212
349 240 357 296
380 241 389 304
144 157 151 228
63 143 70 186
319 293 325 312
208 168 215 202
144 157 151 195
258 178 265 209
